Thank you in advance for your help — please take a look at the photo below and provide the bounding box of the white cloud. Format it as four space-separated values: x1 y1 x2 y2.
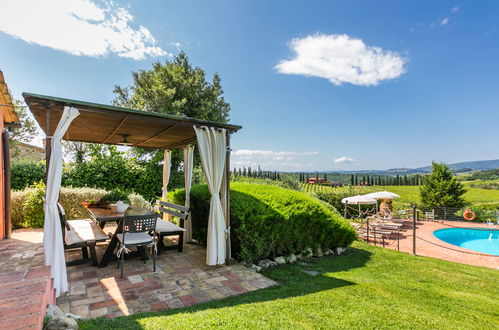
334 156 356 164
0 0 168 60
233 149 318 157
231 149 318 171
451 5 460 13
440 17 450 26
275 34 406 86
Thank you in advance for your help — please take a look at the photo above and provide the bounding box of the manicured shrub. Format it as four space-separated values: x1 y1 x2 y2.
11 186 150 228
11 161 45 190
20 181 46 228
171 183 356 264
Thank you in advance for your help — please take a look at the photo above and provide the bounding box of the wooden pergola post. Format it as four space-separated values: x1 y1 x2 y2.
45 108 51 180
224 131 232 262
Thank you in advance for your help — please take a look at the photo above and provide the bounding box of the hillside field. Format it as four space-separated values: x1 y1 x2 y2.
301 184 499 207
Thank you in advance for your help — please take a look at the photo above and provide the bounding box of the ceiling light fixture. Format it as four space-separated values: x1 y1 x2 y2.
119 134 133 146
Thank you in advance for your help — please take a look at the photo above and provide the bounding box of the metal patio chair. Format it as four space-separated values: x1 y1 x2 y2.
116 213 158 278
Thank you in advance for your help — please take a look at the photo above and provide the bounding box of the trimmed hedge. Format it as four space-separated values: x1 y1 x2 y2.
11 161 45 190
171 182 356 264
11 186 151 229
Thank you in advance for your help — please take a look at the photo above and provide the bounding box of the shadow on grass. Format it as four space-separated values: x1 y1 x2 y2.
79 246 372 329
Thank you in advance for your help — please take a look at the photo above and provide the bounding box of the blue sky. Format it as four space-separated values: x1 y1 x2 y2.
1 0 499 171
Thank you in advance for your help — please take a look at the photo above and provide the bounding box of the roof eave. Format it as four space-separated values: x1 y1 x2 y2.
22 92 242 132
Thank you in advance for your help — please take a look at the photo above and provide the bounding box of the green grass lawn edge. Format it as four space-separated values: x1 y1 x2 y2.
79 241 499 330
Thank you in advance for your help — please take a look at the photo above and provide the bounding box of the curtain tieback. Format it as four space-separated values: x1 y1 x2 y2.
148 241 157 254
117 245 131 258
225 227 231 237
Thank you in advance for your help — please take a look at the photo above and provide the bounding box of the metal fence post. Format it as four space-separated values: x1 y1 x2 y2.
412 205 417 255
366 218 369 244
397 229 400 251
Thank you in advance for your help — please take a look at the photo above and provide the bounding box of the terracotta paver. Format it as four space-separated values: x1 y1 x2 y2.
1 228 276 319
367 220 499 269
0 235 55 329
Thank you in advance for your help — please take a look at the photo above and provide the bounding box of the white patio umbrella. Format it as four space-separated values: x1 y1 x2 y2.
341 195 377 218
341 195 378 205
363 191 400 200
363 191 400 213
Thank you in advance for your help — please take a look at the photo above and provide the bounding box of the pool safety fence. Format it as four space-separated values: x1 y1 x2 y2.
360 206 499 257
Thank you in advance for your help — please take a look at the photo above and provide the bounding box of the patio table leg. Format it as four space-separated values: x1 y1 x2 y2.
98 220 122 268
98 220 149 267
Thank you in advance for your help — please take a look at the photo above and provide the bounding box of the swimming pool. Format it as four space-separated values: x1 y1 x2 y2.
433 228 499 256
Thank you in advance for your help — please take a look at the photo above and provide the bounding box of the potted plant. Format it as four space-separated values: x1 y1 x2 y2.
379 199 393 215
98 189 130 208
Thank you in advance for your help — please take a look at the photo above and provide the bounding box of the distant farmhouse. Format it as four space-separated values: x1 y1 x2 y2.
307 177 327 184
11 142 44 163
307 176 343 187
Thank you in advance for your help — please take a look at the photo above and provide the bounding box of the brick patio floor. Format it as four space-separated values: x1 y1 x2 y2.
3 229 277 319
376 220 499 269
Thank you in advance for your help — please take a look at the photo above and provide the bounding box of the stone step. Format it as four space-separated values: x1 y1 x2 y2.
0 266 55 329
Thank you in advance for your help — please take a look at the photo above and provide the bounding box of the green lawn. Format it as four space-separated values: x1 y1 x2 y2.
80 242 499 329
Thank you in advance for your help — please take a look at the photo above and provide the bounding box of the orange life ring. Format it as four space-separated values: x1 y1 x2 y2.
463 209 475 221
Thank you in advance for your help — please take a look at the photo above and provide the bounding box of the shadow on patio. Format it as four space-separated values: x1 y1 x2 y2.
4 228 277 319
2 229 371 322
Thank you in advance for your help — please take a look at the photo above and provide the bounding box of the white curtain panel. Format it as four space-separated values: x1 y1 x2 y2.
162 150 172 220
194 126 227 265
183 144 195 243
44 106 79 297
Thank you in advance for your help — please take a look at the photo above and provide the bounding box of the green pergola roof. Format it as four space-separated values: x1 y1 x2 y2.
23 92 241 149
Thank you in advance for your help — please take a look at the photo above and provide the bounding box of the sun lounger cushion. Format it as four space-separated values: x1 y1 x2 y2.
66 219 108 246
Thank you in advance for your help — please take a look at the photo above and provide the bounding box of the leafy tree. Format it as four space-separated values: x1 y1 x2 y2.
112 52 231 190
420 162 466 208
9 99 37 159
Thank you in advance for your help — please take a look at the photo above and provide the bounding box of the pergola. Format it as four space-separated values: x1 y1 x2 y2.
23 92 242 296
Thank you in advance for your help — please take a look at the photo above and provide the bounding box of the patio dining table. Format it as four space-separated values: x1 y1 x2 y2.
86 206 157 268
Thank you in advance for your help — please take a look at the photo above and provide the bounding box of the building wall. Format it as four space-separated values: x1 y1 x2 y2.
11 142 45 163
0 109 5 239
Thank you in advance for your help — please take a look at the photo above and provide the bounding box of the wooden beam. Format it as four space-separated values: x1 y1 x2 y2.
160 136 197 150
101 115 127 144
134 125 176 147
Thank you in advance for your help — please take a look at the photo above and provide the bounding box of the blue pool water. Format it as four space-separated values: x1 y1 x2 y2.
433 228 499 256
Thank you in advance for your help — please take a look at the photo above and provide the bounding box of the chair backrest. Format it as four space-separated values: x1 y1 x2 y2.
154 200 189 224
123 214 158 234
56 202 71 243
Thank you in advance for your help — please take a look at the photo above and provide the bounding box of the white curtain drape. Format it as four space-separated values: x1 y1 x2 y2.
183 145 195 243
194 126 227 265
44 106 79 297
162 150 172 220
